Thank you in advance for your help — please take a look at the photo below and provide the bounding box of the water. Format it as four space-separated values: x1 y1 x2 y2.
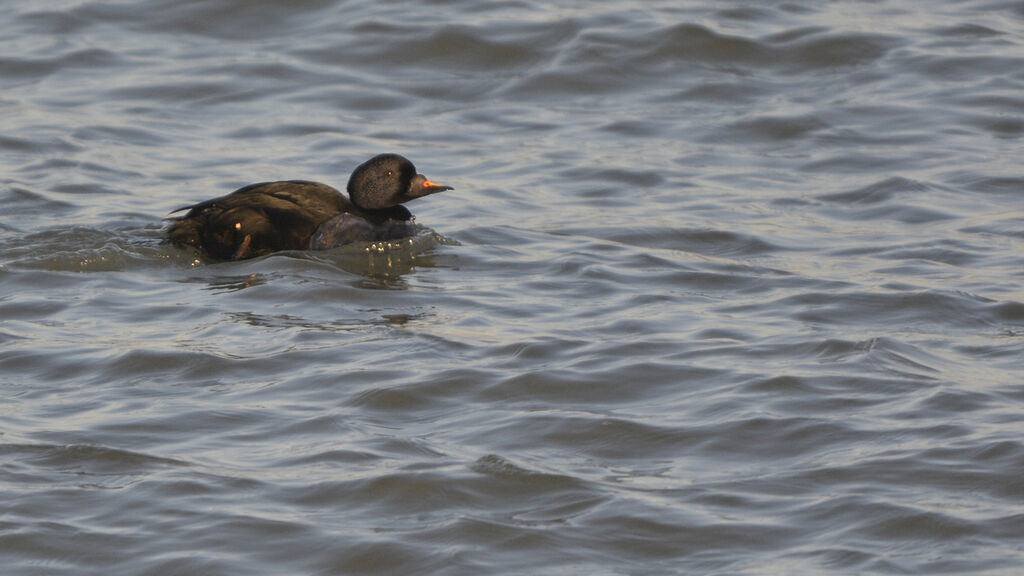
2 0 1023 574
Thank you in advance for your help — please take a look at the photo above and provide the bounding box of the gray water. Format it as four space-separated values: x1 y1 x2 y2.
2 1 1024 574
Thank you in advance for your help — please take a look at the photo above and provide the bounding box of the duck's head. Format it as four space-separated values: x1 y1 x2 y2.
347 153 452 210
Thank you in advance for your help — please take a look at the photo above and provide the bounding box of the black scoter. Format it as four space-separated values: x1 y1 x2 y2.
167 154 452 260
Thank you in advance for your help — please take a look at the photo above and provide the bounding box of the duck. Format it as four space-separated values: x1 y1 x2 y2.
166 153 452 260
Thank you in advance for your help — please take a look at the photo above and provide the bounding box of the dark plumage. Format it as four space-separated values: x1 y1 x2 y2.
166 154 452 260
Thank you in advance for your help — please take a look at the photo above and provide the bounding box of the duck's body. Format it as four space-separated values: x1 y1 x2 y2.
167 154 451 260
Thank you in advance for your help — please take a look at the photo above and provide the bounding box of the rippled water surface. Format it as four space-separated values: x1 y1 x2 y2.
3 1 1024 574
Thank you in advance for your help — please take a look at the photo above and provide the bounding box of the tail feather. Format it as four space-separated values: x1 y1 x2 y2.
166 217 203 248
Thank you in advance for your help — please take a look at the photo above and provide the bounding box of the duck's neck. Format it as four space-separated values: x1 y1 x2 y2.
355 204 413 223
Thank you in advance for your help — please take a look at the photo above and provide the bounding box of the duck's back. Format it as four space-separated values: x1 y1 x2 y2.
168 180 351 260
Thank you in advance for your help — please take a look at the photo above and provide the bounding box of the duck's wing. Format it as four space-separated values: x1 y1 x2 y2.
167 181 351 260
